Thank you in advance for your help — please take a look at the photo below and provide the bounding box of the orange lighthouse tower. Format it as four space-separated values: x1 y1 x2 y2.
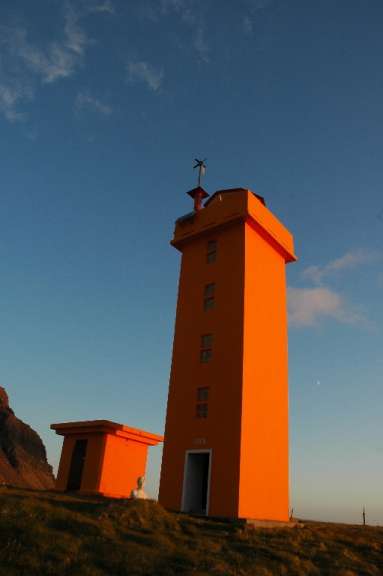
158 186 296 521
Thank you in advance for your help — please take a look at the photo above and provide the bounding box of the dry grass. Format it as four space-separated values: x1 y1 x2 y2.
0 486 382 575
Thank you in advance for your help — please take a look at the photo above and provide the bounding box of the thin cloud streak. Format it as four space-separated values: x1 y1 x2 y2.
75 91 112 115
302 249 381 284
87 1 115 14
0 82 33 123
64 5 88 55
127 60 163 92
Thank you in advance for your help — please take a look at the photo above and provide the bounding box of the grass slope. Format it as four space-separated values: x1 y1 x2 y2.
0 487 382 576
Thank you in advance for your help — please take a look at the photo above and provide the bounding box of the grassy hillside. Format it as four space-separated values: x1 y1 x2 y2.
0 487 382 575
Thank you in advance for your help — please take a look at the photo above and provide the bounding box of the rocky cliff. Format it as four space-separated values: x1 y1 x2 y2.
0 387 54 489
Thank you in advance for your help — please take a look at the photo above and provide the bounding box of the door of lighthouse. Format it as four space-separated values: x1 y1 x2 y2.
182 451 211 515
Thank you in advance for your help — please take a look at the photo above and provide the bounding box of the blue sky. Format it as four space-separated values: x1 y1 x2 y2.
0 0 382 524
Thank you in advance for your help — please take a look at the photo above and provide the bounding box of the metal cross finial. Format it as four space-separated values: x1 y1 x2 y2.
193 158 207 187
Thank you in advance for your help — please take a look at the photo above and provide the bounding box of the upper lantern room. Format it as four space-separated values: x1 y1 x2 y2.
172 187 297 263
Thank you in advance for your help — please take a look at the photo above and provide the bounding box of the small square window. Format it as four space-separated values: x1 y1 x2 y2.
196 403 208 418
200 334 213 363
204 298 215 310
201 334 213 349
197 387 209 401
200 349 212 363
203 283 215 311
207 240 217 263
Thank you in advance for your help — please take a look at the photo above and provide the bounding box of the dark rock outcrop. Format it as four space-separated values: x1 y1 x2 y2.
0 386 55 489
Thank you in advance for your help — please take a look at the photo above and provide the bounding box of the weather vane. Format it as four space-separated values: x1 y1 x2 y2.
193 158 207 187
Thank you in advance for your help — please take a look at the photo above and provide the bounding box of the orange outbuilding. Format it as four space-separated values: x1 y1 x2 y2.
159 187 296 521
51 420 163 498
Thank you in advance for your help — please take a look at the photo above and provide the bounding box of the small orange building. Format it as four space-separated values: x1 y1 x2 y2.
51 420 163 498
159 187 296 521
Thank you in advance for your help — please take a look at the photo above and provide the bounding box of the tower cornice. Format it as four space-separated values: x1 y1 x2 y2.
172 188 296 263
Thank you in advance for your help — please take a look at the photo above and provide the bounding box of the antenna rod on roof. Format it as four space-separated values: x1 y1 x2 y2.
193 158 207 187
187 158 209 211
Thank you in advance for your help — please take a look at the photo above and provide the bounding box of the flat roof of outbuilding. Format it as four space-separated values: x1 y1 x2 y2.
50 420 163 445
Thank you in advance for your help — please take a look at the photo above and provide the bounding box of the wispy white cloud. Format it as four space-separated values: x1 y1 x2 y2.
87 1 115 14
302 249 380 284
289 249 379 327
22 43 80 84
64 5 89 55
288 287 366 327
0 82 33 122
0 6 88 86
127 60 163 92
19 6 88 84
75 91 112 115
0 3 109 122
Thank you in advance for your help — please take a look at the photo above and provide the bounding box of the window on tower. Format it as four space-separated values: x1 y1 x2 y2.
196 403 208 418
200 334 213 363
196 387 209 418
197 387 209 401
206 240 217 263
203 283 215 310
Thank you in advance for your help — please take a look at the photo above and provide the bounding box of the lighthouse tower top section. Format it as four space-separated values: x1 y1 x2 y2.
159 184 296 521
172 187 296 263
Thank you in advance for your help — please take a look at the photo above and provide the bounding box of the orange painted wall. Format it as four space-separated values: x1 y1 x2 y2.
239 219 289 520
98 434 148 497
55 433 105 493
159 188 295 520
159 220 245 517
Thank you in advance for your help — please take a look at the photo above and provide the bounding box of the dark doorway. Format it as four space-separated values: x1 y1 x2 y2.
182 452 210 515
67 439 88 491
